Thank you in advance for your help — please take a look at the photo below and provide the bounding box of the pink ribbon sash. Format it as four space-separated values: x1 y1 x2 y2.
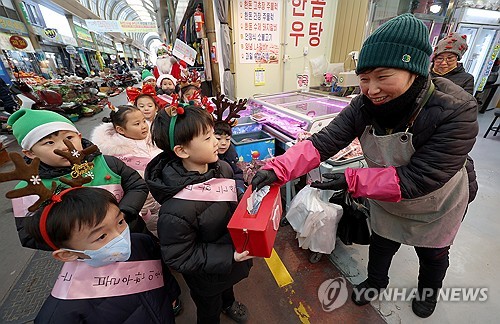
116 155 151 172
51 260 164 300
173 178 237 202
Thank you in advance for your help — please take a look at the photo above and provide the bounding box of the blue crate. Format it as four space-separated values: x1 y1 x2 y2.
231 131 275 162
232 117 262 135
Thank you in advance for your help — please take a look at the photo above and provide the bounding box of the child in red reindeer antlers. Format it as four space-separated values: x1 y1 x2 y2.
179 70 204 105
212 94 248 199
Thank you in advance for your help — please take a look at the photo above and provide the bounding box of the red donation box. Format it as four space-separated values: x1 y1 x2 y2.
227 185 282 258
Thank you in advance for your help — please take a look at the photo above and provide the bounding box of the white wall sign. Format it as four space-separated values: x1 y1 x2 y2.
237 0 280 64
172 38 197 66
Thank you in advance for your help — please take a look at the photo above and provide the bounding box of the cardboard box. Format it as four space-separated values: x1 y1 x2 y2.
227 185 282 258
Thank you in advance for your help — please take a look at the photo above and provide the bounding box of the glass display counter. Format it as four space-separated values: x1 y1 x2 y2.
245 91 351 142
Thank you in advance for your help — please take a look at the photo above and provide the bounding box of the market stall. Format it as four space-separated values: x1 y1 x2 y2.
235 90 364 209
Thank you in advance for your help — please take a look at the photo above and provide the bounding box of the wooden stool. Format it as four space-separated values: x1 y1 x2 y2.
483 109 500 138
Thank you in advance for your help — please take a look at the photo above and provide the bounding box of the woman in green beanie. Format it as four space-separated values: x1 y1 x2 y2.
251 14 478 318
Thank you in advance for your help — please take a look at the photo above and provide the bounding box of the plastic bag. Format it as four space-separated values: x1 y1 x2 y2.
309 55 328 77
329 190 371 245
286 186 343 254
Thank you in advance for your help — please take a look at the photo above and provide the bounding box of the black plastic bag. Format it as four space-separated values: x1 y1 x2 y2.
329 190 371 245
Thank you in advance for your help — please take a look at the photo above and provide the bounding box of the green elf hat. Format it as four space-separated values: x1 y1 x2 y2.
141 69 155 82
8 109 79 150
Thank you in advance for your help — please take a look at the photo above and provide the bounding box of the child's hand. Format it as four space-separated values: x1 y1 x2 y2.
234 250 254 262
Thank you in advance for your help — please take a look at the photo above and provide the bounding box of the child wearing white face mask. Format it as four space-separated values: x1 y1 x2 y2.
21 187 181 323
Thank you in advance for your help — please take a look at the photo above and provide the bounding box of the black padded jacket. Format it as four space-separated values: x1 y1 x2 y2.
145 153 252 297
430 63 475 95
309 76 478 201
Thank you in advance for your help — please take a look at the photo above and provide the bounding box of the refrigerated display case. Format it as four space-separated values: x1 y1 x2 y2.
453 8 500 94
245 91 352 143
240 91 364 210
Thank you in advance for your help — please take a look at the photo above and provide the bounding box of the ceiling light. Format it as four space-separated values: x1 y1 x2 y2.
430 4 442 14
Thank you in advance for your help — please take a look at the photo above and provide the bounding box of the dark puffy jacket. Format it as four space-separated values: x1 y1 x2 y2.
0 78 17 113
309 77 478 201
16 139 149 250
145 153 252 296
430 63 475 94
219 144 246 197
35 234 180 324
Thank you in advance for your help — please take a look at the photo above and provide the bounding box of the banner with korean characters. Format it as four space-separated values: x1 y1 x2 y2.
289 0 327 48
85 20 157 33
237 0 280 64
476 38 500 92
172 38 197 66
74 25 93 43
120 21 157 33
0 16 28 35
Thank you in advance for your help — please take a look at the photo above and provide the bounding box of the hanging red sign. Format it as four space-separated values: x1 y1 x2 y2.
9 35 28 49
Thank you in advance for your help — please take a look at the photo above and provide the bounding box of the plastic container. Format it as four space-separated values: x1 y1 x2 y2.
232 116 262 135
231 131 275 162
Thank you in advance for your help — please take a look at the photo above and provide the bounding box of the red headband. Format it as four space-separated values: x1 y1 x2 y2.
126 83 169 109
39 187 81 250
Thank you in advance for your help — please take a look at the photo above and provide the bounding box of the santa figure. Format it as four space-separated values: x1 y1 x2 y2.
153 44 188 81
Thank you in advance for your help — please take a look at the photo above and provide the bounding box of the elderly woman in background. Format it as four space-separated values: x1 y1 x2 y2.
430 32 474 94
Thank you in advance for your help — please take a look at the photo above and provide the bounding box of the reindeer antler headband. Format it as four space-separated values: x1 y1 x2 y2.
179 70 201 89
163 94 186 150
165 93 215 151
0 141 98 250
212 94 247 127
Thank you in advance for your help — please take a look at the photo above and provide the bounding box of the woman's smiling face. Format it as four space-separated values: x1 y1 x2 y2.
358 68 417 105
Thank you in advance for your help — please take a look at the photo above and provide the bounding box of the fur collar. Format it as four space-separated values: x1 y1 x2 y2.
91 123 161 157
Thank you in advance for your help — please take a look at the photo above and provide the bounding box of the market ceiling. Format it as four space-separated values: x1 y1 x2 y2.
75 0 191 47
77 0 156 21
76 0 155 43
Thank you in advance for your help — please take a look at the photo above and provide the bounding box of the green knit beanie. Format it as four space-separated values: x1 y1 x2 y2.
141 69 155 82
356 14 432 77
7 109 79 149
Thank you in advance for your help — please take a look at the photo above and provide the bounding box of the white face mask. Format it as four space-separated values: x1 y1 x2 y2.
64 225 131 267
